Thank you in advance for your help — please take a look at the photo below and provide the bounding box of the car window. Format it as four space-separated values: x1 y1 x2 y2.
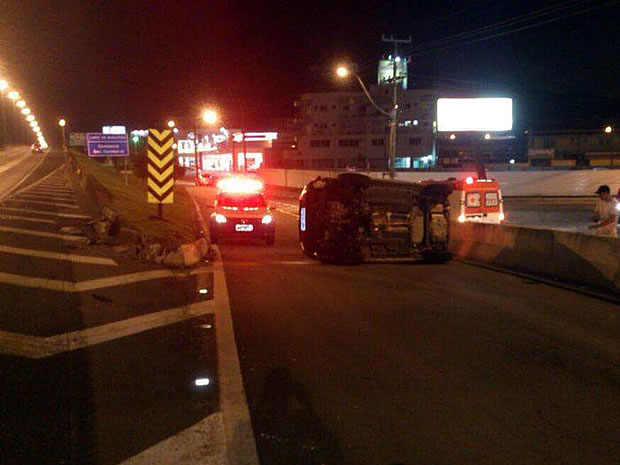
466 192 481 207
485 192 499 207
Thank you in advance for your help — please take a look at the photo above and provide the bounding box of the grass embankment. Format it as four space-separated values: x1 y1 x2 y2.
70 149 195 242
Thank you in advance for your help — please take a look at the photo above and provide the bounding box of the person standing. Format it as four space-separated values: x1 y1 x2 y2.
588 185 618 237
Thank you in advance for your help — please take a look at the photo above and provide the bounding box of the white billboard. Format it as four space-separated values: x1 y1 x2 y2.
437 98 512 132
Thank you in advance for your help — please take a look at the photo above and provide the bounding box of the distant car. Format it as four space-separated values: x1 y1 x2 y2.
31 143 44 153
209 180 275 245
196 170 223 187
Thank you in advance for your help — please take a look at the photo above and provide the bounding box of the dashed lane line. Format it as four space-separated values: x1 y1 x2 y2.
0 225 87 242
0 267 208 292
0 206 91 219
0 245 117 266
0 214 56 224
0 299 216 359
3 198 78 209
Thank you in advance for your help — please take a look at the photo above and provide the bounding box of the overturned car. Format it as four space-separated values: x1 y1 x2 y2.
299 173 453 264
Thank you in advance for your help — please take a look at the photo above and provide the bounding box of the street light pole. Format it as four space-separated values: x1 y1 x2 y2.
194 118 199 177
604 126 614 166
337 64 402 179
382 34 412 179
58 118 67 151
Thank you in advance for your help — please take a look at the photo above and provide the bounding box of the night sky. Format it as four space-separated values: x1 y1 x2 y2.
1 0 619 142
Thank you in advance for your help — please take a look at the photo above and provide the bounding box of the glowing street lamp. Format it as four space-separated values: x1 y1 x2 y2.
202 109 218 125
7 91 19 100
192 109 219 172
21 108 31 115
336 66 350 78
0 79 8 92
29 121 37 127
16 100 26 108
26 114 35 122
58 118 66 127
604 125 613 134
167 119 175 128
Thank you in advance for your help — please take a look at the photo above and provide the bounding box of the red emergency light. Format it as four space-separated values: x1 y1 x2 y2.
216 176 264 194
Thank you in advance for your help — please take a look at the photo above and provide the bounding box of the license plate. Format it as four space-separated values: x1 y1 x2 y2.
235 224 254 232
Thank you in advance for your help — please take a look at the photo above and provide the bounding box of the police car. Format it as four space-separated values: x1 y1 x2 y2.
209 176 275 245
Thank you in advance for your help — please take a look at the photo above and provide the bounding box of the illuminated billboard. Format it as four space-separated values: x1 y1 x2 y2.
102 125 127 135
437 98 512 132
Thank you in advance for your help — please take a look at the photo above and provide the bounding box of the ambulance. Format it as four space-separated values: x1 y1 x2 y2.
448 176 505 224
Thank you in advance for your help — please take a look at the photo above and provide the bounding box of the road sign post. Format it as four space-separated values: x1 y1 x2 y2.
147 129 175 218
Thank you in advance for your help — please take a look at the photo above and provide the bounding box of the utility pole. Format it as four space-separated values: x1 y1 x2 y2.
193 119 199 177
381 34 411 179
0 96 5 150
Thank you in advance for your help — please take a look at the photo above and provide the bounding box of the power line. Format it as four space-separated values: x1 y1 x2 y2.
408 0 619 56
402 0 592 55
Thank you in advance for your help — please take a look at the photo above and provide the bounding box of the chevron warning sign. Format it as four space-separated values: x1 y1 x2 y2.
147 129 175 204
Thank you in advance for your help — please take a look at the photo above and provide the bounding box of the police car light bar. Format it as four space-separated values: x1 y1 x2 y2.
216 176 264 193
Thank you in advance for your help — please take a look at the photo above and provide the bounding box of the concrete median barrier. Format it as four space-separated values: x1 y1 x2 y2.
450 222 620 294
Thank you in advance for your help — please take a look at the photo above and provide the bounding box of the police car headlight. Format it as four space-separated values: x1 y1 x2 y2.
457 214 466 223
215 214 227 224
261 214 273 224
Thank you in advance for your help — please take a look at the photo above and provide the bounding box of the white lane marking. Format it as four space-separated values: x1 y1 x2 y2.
121 413 225 465
16 191 76 199
211 253 259 465
12 161 61 196
189 195 259 465
0 154 32 175
0 330 48 359
0 149 49 202
271 200 300 218
3 198 78 208
120 254 259 465
37 184 70 189
0 214 56 224
276 209 299 218
14 195 77 203
0 299 216 359
25 188 75 195
0 225 87 242
0 267 208 292
48 299 216 355
0 206 90 219
0 245 117 266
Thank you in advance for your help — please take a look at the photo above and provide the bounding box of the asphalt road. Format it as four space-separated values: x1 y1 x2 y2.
0 149 218 464
192 185 620 465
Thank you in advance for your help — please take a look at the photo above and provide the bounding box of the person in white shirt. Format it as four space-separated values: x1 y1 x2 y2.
588 185 618 237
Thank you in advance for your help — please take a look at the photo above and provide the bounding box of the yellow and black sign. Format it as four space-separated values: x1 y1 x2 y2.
147 129 174 204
